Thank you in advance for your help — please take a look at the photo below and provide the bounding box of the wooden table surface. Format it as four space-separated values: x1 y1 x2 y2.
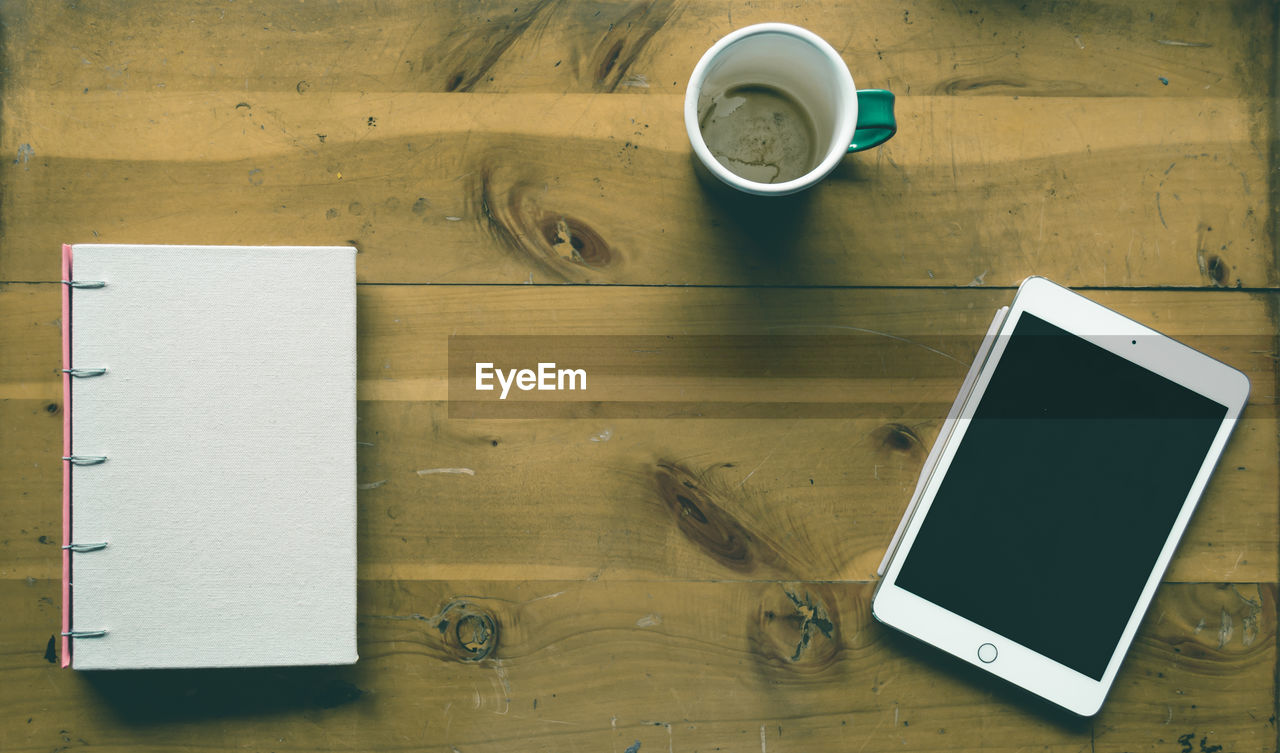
2 2 1277 752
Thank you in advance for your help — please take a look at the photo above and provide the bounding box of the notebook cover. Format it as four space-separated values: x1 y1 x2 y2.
62 244 357 669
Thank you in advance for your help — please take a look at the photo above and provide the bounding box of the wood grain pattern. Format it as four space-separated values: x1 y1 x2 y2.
0 578 1273 753
1 93 1270 286
2 1 1272 98
1 1 1274 286
1 1 1276 751
3 283 1276 584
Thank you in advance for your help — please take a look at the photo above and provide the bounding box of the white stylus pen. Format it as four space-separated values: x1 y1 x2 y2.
876 305 1010 577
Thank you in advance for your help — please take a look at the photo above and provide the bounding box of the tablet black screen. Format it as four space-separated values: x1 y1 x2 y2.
895 312 1227 680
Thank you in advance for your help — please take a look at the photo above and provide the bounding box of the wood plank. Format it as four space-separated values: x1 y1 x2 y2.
4 284 1275 583
0 92 1270 286
1 0 1270 98
0 578 1273 753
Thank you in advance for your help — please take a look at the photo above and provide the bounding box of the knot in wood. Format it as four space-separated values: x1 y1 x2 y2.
750 586 840 673
874 422 922 453
435 601 499 662
654 461 754 571
540 214 612 267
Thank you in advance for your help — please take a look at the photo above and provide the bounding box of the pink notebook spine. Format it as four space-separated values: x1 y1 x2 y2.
60 243 72 668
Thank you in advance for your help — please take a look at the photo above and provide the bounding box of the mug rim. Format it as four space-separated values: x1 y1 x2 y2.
684 22 859 196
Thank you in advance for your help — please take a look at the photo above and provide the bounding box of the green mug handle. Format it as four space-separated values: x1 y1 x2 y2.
849 89 896 152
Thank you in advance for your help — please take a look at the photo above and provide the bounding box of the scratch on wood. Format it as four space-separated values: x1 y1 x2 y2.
739 447 778 488
1230 585 1262 647
367 612 432 622
492 660 512 715
358 479 387 490
766 323 964 364
1216 608 1232 648
1229 583 1263 607
1241 612 1258 646
417 467 476 476
855 710 890 753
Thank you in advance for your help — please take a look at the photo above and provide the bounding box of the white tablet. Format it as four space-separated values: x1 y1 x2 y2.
872 276 1249 716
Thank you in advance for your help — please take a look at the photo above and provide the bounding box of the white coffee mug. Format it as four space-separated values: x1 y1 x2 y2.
685 23 896 196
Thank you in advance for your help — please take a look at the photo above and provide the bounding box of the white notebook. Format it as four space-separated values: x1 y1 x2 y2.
61 244 358 669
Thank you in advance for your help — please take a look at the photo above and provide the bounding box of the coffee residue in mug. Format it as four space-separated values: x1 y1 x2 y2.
698 84 818 184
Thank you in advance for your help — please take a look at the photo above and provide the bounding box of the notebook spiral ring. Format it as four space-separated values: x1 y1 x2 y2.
62 455 107 465
61 630 108 638
63 542 108 552
61 280 106 289
62 367 107 378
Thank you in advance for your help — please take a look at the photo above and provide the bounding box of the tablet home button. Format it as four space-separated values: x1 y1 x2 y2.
977 643 998 663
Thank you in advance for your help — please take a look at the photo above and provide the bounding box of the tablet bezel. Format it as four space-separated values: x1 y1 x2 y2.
871 276 1250 716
